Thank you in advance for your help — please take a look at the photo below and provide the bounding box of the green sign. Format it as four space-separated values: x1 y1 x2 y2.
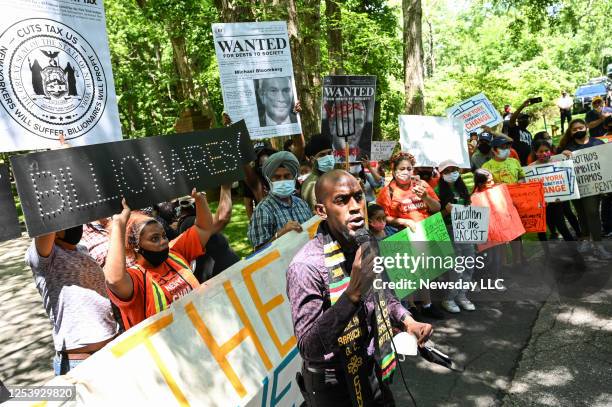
379 212 455 299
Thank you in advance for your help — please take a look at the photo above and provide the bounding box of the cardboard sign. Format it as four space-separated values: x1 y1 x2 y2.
11 121 253 237
446 93 502 137
321 75 376 163
212 22 301 139
451 205 489 243
370 141 397 162
32 217 323 406
470 184 525 250
523 160 580 202
398 116 470 168
0 164 21 242
566 143 612 197
0 0 122 152
506 182 546 233
379 212 455 299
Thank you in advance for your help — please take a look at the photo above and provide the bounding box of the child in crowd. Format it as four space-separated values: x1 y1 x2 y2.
367 204 397 240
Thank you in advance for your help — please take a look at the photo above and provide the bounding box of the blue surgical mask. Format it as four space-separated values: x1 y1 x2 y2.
271 180 296 198
495 148 510 159
316 154 335 173
443 171 460 183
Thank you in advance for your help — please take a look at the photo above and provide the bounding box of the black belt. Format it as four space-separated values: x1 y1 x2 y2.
303 360 339 375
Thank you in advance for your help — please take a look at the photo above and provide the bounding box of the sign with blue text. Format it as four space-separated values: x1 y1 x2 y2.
446 93 502 136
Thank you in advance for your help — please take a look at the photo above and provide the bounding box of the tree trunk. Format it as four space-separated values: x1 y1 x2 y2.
403 0 425 115
286 0 322 138
213 0 256 22
326 0 344 74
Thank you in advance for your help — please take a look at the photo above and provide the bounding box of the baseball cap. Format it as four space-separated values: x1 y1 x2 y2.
592 96 604 104
478 132 493 142
253 140 276 157
491 136 512 148
438 159 459 173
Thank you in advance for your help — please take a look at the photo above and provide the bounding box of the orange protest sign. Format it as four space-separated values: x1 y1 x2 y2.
506 182 546 233
471 184 526 251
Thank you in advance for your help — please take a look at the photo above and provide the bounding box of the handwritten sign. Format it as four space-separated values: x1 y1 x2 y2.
564 143 612 197
0 164 21 242
370 141 397 162
398 116 470 168
380 212 455 299
11 121 253 237
506 182 546 233
523 160 580 202
446 93 502 137
451 205 489 243
471 184 526 250
32 217 323 406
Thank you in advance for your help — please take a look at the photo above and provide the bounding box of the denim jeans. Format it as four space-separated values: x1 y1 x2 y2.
53 352 83 376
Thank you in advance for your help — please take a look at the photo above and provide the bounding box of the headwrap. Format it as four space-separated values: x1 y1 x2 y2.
262 151 299 181
125 211 160 252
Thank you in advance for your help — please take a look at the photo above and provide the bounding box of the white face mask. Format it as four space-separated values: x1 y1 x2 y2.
495 148 510 159
443 171 460 183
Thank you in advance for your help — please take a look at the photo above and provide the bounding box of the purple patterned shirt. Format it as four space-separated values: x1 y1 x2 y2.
286 230 409 366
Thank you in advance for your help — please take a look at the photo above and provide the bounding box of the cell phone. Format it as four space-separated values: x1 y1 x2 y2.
528 97 543 104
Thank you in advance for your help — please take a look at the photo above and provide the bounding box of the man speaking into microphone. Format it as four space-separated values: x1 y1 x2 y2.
286 169 432 406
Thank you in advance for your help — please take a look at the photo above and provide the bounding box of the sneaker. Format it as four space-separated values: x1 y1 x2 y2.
594 245 612 260
421 303 445 319
456 299 476 311
441 300 460 313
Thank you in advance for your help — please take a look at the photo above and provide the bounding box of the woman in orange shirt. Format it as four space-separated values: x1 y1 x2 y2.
376 152 443 319
104 189 215 329
376 152 441 232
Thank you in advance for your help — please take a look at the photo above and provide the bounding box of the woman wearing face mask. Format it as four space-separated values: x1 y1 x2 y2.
482 137 526 184
528 139 575 242
376 152 443 319
558 120 611 257
301 134 335 211
435 160 477 313
104 189 214 330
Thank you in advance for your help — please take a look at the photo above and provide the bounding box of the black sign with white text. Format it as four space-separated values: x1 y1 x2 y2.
0 164 21 242
11 121 253 237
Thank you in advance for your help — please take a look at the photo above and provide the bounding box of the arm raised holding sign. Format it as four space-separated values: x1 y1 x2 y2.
104 191 214 329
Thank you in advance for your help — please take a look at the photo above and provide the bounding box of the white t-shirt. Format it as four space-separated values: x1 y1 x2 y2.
26 243 118 351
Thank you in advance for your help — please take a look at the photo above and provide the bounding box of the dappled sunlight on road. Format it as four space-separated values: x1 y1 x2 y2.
0 234 54 386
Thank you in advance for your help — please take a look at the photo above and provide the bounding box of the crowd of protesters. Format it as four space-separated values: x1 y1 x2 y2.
22 94 612 380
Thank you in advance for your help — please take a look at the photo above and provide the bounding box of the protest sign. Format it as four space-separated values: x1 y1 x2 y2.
446 93 502 137
506 182 546 233
11 121 253 237
25 217 322 407
212 22 301 140
451 205 489 243
523 160 580 202
370 141 397 162
470 184 525 250
0 0 122 152
0 165 21 242
398 116 470 168
379 212 454 299
321 76 376 163
564 143 612 197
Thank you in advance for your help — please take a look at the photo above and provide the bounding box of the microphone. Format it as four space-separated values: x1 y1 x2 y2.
354 228 371 246
418 342 464 372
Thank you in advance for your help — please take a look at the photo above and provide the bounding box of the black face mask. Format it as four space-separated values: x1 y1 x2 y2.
138 247 169 267
60 225 83 245
573 130 587 139
478 144 491 154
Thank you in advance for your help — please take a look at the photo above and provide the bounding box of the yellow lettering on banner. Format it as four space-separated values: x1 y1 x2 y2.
111 314 189 406
307 219 321 238
184 281 273 398
242 250 297 358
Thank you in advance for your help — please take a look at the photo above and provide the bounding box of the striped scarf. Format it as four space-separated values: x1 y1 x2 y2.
320 224 396 407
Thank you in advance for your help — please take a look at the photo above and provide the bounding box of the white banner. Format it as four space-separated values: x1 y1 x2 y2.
21 217 324 407
552 143 612 197
370 140 396 162
451 205 489 243
212 22 301 140
523 160 580 202
398 116 470 168
446 93 502 137
0 0 122 152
